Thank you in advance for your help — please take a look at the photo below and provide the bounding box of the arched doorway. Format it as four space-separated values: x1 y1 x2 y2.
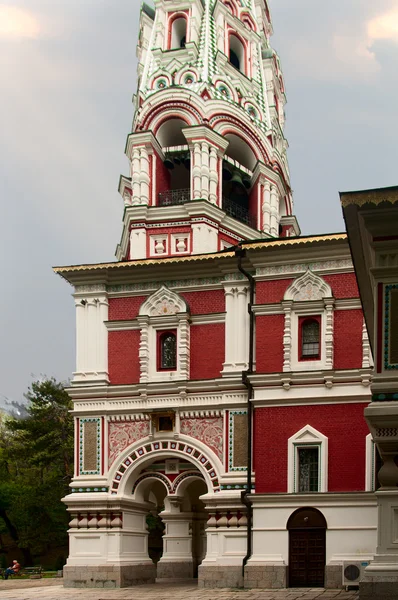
287 507 327 588
129 457 209 580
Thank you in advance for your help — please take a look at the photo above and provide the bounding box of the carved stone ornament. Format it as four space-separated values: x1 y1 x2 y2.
284 268 332 302
139 285 189 317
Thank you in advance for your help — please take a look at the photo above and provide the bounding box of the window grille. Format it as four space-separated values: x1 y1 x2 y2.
302 319 320 358
160 332 177 370
298 447 319 492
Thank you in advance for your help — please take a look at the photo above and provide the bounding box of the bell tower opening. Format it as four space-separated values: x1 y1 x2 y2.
157 118 191 206
222 133 257 229
170 16 187 50
229 34 245 74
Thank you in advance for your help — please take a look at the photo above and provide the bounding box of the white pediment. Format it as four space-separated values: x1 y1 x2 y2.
284 269 332 302
139 286 188 317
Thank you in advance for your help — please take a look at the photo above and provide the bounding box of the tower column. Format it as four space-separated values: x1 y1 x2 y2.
262 180 271 234
270 184 279 237
209 145 218 205
183 126 229 206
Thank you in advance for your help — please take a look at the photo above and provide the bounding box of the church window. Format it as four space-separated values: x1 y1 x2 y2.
288 425 328 493
170 16 187 50
298 447 319 492
300 317 321 359
158 330 177 371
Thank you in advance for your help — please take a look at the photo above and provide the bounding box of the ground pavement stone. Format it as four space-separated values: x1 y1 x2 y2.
0 580 359 600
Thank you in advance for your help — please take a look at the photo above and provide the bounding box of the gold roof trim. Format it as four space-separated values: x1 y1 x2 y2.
53 233 347 274
341 187 398 208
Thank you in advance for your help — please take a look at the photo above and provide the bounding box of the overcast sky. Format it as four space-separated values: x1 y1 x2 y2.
0 0 397 407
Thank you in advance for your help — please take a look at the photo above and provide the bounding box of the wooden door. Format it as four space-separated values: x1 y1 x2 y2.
289 529 325 587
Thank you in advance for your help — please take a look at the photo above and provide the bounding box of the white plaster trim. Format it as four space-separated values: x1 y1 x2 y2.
105 320 141 331
282 270 335 373
287 425 328 493
190 313 225 325
138 287 190 383
71 393 246 416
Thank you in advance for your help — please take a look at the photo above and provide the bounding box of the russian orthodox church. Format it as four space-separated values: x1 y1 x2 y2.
56 0 377 589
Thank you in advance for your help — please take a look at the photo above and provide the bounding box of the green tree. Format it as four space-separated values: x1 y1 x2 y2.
0 379 73 564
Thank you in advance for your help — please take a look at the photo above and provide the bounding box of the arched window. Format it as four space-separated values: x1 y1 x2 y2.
229 35 245 73
158 331 177 370
301 318 320 359
170 17 187 50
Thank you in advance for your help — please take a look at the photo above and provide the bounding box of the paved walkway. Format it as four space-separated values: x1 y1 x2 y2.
0 580 359 600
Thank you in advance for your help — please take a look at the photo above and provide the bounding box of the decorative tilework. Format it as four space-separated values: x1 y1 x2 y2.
384 284 398 370
108 420 150 467
80 418 101 475
228 411 248 472
180 417 223 461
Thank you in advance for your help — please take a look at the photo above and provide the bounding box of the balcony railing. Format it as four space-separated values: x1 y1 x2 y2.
157 189 257 229
158 188 191 206
222 197 257 229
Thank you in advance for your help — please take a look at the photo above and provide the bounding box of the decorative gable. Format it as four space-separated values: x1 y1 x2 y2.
139 286 189 317
284 269 332 302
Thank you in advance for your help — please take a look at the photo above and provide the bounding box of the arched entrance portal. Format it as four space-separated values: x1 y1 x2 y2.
287 508 327 588
128 456 209 580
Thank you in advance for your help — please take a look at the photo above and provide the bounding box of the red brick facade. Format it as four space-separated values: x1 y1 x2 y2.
254 403 369 493
190 323 225 380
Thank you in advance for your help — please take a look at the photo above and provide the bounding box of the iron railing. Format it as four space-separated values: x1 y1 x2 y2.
158 188 191 206
222 197 257 229
157 189 257 229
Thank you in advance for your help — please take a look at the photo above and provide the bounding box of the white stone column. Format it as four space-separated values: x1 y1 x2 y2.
270 184 279 237
75 299 87 376
201 141 210 201
236 286 249 369
223 286 236 374
97 296 109 380
157 497 194 579
140 146 150 205
192 143 202 199
262 180 271 234
131 148 141 205
209 146 218 205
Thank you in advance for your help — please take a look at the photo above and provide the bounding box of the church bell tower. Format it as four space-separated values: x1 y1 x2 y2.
117 0 299 261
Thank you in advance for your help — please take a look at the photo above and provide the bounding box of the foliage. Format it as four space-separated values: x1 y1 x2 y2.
0 379 73 563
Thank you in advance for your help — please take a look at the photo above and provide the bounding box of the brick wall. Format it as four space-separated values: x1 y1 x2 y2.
190 323 225 380
323 273 359 298
334 309 363 369
181 290 225 314
256 279 293 304
256 314 284 373
254 403 368 493
108 296 147 321
108 330 140 384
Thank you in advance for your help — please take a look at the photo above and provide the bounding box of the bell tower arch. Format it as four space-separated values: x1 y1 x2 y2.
116 0 300 261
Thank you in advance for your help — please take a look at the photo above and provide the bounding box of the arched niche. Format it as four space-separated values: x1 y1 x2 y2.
287 507 327 530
